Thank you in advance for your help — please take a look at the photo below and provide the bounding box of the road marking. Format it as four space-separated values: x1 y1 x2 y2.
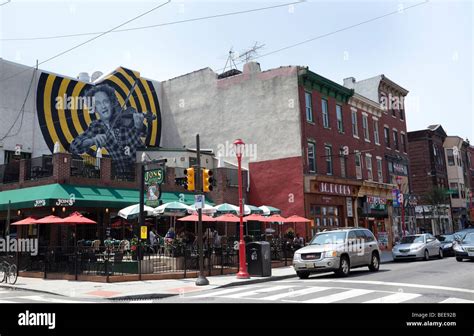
261 287 331 301
298 289 373 303
192 286 262 298
21 295 94 303
0 299 16 303
285 279 474 295
363 293 420 303
224 286 293 298
439 298 474 303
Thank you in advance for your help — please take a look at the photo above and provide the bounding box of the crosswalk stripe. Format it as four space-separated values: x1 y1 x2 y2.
223 286 294 298
299 289 374 303
363 293 421 303
192 286 262 298
439 298 474 303
261 287 332 301
20 295 92 303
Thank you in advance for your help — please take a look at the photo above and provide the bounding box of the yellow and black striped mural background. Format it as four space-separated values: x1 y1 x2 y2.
36 67 161 157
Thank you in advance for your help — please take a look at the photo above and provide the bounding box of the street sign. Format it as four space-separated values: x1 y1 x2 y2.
195 194 205 209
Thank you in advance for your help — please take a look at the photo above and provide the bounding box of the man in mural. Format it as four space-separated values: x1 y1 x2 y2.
69 84 145 174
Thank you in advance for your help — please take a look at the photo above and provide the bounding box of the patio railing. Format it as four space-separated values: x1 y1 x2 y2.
24 155 53 180
70 155 100 179
0 161 20 184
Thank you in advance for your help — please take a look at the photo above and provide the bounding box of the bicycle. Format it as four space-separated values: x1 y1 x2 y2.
0 259 18 285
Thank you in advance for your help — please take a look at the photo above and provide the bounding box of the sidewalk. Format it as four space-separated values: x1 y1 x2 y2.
1 254 393 300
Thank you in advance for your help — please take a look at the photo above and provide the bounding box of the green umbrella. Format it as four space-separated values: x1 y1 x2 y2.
259 205 281 216
214 203 239 214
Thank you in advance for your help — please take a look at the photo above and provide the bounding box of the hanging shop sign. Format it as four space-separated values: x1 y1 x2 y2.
346 197 353 218
145 168 164 207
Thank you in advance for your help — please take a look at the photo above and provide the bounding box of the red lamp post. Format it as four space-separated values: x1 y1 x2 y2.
396 176 406 237
234 139 250 279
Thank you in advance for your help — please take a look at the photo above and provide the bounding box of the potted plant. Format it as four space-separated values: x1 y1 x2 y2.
130 237 145 260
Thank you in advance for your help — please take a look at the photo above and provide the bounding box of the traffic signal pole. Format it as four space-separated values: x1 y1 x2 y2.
195 134 209 286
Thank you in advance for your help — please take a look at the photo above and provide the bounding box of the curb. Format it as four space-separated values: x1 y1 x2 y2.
216 273 297 288
0 284 67 298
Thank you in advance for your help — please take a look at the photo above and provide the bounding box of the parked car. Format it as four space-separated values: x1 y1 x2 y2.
292 228 381 279
436 234 456 257
392 234 443 261
453 232 474 262
454 228 474 241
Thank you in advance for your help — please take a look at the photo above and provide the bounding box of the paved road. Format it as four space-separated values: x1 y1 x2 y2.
0 288 108 303
156 257 474 303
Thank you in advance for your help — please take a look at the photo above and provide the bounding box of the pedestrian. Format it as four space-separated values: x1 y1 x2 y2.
293 233 304 250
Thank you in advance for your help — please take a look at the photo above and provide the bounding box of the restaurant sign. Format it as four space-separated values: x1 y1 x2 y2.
145 168 164 207
312 181 355 196
34 200 46 207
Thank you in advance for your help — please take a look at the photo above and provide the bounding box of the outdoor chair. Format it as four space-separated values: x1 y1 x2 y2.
91 240 101 253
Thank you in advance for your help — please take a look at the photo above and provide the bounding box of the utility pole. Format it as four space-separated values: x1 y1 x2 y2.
195 134 209 286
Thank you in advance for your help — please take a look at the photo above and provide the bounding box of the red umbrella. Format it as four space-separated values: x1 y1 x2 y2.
286 215 310 223
35 215 64 224
11 216 38 226
244 214 265 221
259 214 289 223
215 213 247 223
178 214 216 222
60 211 96 225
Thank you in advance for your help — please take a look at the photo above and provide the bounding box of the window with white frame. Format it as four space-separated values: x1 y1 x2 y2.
393 129 399 150
362 114 370 141
376 157 383 183
355 152 362 179
384 126 390 147
373 120 380 145
446 149 455 166
308 142 316 173
305 91 313 122
351 109 358 137
401 132 407 152
322 98 329 128
336 105 344 133
325 145 333 175
366 155 373 181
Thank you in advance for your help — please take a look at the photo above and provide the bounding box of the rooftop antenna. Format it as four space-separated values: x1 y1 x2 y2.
237 42 265 63
222 47 238 73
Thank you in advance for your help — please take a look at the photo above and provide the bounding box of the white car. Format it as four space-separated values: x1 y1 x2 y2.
392 234 443 261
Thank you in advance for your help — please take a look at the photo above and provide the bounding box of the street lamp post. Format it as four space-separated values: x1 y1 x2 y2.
396 176 406 237
234 139 250 279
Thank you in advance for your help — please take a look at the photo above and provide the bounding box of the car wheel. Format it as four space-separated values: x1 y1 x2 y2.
297 271 310 279
335 255 350 277
423 250 429 261
368 252 380 272
438 249 443 259
456 257 463 262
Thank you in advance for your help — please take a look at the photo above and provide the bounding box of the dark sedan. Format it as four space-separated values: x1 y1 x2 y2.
436 234 456 257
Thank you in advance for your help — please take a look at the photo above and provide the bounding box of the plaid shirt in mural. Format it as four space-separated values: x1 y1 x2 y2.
70 117 144 173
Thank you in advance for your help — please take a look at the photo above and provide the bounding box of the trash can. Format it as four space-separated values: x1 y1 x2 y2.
246 241 271 277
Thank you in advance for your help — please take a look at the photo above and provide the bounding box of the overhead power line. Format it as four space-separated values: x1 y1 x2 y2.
1 1 305 42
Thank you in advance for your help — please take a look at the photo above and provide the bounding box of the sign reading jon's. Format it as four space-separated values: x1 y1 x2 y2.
145 168 164 207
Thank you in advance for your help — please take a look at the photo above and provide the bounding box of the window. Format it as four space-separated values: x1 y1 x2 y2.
336 105 344 133
308 142 316 173
391 98 397 117
325 145 333 175
355 152 362 179
401 133 407 153
322 98 329 128
362 114 370 141
449 182 459 198
393 130 399 150
373 120 380 145
305 91 313 122
351 109 358 137
400 109 405 120
366 155 373 181
340 150 347 178
384 127 390 147
460 184 466 199
377 158 383 183
447 149 455 166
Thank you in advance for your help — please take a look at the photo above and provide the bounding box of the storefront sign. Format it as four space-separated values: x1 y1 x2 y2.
367 196 387 205
393 163 406 174
145 168 164 207
346 197 353 218
34 200 46 207
319 182 352 196
55 199 74 206
322 196 333 203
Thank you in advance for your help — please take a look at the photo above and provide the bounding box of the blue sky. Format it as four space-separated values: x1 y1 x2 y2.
1 0 472 140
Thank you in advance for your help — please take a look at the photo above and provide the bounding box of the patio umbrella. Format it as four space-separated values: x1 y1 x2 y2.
35 215 64 224
244 205 263 215
215 213 247 236
244 214 265 221
214 203 239 214
118 204 155 220
60 211 97 225
259 214 288 238
187 204 216 215
285 215 311 234
11 216 38 225
258 205 281 216
153 202 191 216
177 214 216 222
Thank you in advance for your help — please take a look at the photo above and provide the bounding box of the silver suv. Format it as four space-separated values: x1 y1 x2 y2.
293 228 381 278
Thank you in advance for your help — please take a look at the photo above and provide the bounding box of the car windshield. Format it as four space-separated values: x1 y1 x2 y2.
438 235 454 242
400 235 425 244
462 233 474 244
310 232 347 245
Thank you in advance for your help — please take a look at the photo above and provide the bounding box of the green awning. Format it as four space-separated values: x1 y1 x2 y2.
0 184 214 211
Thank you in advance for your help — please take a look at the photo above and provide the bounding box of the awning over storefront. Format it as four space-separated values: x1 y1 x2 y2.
0 184 214 211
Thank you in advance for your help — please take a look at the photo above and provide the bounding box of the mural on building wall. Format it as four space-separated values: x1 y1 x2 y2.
36 67 161 173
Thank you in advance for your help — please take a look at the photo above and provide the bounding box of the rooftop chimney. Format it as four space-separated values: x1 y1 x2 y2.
343 77 356 89
243 62 261 74
77 72 90 83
